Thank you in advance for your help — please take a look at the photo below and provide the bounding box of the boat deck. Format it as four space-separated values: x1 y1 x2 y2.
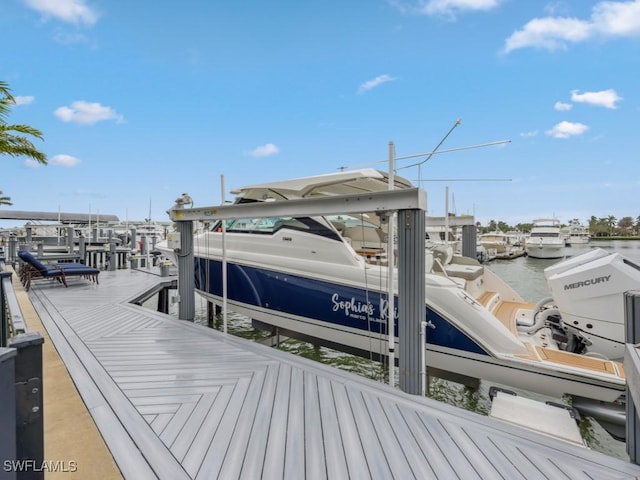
24 268 640 479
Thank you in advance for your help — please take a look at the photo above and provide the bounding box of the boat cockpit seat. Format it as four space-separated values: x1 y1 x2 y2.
443 263 484 281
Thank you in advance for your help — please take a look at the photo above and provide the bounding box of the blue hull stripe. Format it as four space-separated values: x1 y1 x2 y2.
195 257 487 355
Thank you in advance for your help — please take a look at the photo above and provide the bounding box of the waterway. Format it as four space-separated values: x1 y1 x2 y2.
184 239 640 460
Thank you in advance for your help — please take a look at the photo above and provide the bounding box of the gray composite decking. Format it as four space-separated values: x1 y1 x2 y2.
26 268 640 479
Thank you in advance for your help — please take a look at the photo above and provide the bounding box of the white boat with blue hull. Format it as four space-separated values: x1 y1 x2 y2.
158 169 628 421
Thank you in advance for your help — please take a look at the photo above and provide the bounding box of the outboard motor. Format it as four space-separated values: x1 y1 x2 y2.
545 248 640 360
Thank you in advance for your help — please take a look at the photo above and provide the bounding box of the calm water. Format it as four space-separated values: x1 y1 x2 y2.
181 240 640 460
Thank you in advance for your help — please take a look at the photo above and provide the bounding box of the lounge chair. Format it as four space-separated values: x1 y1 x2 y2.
17 250 100 291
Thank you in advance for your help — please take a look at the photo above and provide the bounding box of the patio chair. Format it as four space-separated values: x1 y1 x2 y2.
17 250 100 291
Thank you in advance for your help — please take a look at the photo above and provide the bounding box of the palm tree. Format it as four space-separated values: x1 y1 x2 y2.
0 80 47 165
0 190 12 206
606 215 617 236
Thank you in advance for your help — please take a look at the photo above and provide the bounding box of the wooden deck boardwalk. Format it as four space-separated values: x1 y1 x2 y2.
25 268 640 479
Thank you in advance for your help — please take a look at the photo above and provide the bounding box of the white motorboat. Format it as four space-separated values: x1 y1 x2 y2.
479 231 525 259
157 169 627 423
564 220 591 245
525 218 566 259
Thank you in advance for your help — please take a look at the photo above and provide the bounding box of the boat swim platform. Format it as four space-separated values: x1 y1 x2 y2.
22 269 640 480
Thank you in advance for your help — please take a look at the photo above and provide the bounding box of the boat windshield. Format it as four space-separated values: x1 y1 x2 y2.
210 216 342 241
530 232 559 238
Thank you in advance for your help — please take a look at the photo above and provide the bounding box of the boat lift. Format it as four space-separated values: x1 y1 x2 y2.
167 187 427 395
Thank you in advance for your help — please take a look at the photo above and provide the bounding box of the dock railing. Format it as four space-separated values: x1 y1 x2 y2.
1 251 45 480
1 250 27 347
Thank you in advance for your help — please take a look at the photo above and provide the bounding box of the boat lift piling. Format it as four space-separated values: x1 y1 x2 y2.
169 188 428 395
625 290 640 463
175 219 195 321
398 209 426 395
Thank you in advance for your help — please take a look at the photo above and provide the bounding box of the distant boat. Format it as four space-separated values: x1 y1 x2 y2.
564 221 590 245
479 231 525 259
525 218 565 259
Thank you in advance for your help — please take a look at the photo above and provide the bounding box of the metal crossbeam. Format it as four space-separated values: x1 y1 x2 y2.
168 188 426 221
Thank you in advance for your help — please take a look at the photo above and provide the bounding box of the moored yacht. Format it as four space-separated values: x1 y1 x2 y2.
525 218 565 259
564 220 591 245
158 169 627 433
479 231 525 259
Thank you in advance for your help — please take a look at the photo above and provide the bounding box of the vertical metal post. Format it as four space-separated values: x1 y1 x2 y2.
397 209 426 395
130 228 137 250
66 227 74 250
176 221 195 321
461 224 477 260
9 235 17 267
108 241 117 271
0 348 17 480
626 290 640 463
1 271 11 347
387 142 396 387
9 332 45 480
78 236 86 265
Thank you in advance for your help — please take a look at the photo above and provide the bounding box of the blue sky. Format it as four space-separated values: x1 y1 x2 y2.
2 0 639 227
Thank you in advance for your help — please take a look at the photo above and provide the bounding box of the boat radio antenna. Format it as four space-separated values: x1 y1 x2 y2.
401 118 461 171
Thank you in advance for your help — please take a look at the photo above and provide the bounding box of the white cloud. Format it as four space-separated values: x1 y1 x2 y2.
571 89 622 109
520 130 539 138
251 143 280 157
54 101 124 125
51 154 80 167
13 96 35 106
504 0 640 53
24 159 41 168
357 74 397 94
504 17 591 52
389 0 502 18
554 101 572 111
545 121 589 139
23 0 98 26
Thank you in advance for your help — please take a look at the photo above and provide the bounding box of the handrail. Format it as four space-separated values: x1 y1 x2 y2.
1 260 27 347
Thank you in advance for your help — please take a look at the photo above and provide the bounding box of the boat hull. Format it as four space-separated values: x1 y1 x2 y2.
525 242 565 259
193 256 624 403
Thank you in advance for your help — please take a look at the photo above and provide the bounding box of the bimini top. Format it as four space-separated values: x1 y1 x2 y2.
231 168 413 202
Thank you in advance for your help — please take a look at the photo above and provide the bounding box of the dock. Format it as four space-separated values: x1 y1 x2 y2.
13 268 640 479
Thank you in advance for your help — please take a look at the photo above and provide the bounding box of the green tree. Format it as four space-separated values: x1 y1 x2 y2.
618 216 634 234
497 221 510 232
0 81 47 165
0 190 11 206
